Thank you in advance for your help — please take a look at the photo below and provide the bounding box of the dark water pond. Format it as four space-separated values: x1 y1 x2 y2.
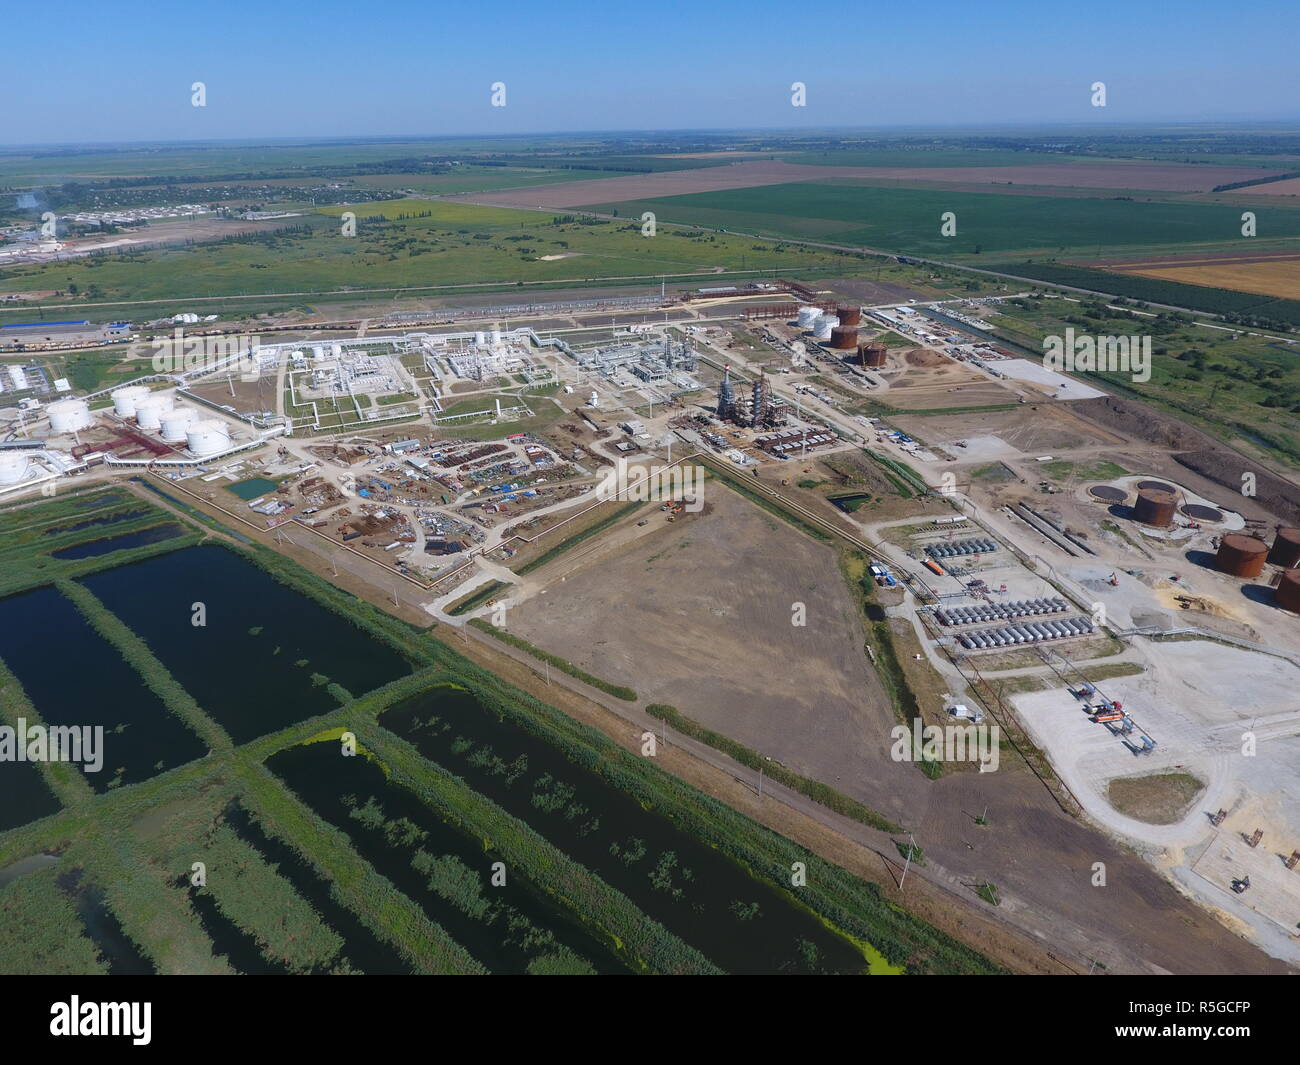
80 545 411 742
0 585 207 791
51 522 185 560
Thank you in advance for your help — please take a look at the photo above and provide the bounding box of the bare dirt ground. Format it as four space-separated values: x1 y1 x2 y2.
892 402 1127 455
462 160 1286 209
507 489 901 788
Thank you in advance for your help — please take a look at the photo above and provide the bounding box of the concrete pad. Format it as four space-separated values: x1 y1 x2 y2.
994 359 1108 399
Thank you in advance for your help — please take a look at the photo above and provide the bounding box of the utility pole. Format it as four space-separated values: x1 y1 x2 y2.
899 833 917 892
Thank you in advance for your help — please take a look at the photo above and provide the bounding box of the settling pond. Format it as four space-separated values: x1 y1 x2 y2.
379 686 875 974
80 545 412 743
0 585 207 792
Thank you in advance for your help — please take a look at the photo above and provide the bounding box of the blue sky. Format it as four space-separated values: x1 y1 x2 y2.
3 0 1298 145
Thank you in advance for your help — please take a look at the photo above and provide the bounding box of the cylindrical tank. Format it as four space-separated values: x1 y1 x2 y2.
0 453 29 485
1133 488 1177 527
830 326 858 350
111 385 151 418
813 315 838 341
135 394 174 430
859 342 887 368
1276 569 1300 611
1267 527 1300 568
185 419 231 457
836 305 862 326
7 365 28 390
1216 534 1269 578
797 306 820 329
159 407 197 443
490 329 503 347
46 397 93 434
474 331 488 347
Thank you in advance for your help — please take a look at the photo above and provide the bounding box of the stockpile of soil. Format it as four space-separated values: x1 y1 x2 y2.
1074 395 1300 526
1074 395 1207 450
1175 450 1300 526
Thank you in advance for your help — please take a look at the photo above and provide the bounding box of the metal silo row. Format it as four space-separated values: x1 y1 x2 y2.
956 615 1095 650
926 538 998 559
934 596 1069 626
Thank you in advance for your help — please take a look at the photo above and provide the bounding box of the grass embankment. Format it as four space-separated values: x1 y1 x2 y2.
696 460 832 541
0 866 110 975
468 619 636 700
644 703 901 833
445 580 511 617
512 500 645 575
237 761 485 975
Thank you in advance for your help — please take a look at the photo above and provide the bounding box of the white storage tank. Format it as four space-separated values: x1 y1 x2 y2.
7 365 29 391
159 407 197 442
112 385 151 417
490 328 503 347
797 306 820 329
0 452 30 485
813 315 839 341
185 419 231 457
474 331 487 348
134 394 174 430
46 397 93 434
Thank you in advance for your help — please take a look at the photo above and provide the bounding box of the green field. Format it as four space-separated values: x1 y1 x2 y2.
0 199 868 309
585 181 1300 260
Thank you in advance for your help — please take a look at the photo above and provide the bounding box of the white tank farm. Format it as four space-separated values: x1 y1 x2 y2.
797 306 821 329
813 315 839 341
134 394 174 430
46 397 93 434
0 452 30 485
111 385 151 418
185 419 231 457
159 407 197 442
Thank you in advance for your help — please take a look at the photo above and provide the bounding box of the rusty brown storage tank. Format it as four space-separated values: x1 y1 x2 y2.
1133 488 1177 527
1216 533 1269 578
830 326 858 350
1276 569 1300 611
859 342 887 368
836 305 862 326
1267 526 1300 568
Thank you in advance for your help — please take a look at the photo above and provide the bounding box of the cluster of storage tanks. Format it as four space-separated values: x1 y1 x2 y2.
926 538 999 559
934 597 1070 626
795 305 863 348
957 616 1095 650
110 385 230 456
1208 526 1300 612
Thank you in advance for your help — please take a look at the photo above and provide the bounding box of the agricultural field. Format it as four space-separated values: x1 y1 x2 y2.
0 482 997 975
1111 251 1300 301
584 181 1300 261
